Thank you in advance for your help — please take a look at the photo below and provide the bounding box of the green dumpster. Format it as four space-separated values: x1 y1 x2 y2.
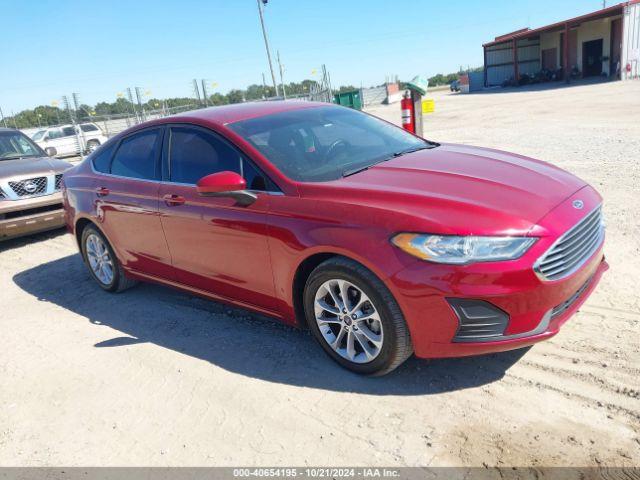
333 90 362 110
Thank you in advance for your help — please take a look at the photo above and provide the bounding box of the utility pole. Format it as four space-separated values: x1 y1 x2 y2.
126 88 138 122
262 73 268 99
135 87 145 121
201 79 209 107
192 79 202 106
602 1 606 8
256 0 279 97
71 93 81 118
277 50 286 100
65 94 85 157
0 106 6 128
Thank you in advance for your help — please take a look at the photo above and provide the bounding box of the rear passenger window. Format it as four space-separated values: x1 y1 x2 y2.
91 142 117 173
169 127 240 184
111 129 161 180
62 127 76 137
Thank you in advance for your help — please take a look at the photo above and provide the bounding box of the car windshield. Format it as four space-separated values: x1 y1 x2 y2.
0 130 45 160
32 130 46 141
228 106 437 182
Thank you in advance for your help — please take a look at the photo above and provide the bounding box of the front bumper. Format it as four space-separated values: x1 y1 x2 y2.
0 193 65 240
387 187 608 359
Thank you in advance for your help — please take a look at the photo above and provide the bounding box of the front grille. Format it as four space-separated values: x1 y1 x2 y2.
535 206 604 281
55 173 63 190
551 276 593 319
8 176 48 197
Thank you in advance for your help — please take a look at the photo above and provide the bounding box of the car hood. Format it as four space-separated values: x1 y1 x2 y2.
305 144 588 235
0 156 72 179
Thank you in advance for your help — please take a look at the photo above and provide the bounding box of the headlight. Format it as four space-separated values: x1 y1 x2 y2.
391 234 536 265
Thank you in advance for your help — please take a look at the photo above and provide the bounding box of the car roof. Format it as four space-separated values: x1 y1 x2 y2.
165 100 330 126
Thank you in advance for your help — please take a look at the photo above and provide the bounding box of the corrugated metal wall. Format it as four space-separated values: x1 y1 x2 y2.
468 71 484 91
517 37 541 76
361 86 387 106
485 41 514 86
485 36 543 85
622 2 640 79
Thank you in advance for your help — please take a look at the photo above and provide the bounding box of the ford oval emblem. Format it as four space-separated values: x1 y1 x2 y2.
572 200 584 210
23 181 38 193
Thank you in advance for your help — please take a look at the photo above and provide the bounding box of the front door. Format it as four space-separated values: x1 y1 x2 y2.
583 39 603 77
158 125 279 312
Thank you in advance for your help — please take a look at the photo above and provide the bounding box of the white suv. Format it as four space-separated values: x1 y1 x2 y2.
31 123 108 158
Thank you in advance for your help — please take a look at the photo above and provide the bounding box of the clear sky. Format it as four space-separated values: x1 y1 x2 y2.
1 0 609 113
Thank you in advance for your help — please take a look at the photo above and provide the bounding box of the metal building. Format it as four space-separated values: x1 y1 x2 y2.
483 0 640 87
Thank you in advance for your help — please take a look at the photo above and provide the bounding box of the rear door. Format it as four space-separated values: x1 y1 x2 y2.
158 124 278 311
59 126 79 156
93 127 174 279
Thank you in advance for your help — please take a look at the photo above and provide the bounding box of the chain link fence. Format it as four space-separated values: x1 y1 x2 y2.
18 72 335 161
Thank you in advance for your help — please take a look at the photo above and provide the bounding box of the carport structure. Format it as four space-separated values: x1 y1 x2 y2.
483 0 640 87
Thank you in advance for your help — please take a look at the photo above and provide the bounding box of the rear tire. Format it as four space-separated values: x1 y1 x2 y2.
80 224 137 293
304 257 413 376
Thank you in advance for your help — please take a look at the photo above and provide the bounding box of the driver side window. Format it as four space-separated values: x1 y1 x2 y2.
169 126 276 191
169 127 240 184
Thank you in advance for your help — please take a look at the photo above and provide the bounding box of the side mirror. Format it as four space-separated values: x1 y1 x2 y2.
196 171 257 206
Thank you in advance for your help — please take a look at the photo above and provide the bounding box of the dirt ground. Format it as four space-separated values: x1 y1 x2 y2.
1 80 639 467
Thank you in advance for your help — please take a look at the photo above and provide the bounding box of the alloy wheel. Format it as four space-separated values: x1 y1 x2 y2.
85 233 114 285
314 278 384 363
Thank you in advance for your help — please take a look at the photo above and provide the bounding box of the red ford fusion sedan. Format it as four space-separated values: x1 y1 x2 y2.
62 102 607 375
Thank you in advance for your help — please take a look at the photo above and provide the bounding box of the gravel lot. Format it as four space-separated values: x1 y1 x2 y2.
1 80 639 467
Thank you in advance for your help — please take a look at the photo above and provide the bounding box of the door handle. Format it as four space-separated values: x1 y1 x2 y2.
163 194 186 206
96 186 110 197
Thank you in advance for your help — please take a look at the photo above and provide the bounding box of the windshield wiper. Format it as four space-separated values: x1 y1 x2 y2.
392 143 439 157
342 158 391 177
342 143 439 177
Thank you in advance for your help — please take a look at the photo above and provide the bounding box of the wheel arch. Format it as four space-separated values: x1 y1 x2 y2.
74 217 94 251
74 216 115 257
290 249 395 329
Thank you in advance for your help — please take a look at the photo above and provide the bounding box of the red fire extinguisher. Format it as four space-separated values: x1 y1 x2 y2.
401 91 414 134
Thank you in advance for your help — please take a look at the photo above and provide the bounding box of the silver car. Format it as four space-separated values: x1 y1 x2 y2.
0 128 72 240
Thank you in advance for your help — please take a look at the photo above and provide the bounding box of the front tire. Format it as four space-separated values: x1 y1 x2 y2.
304 257 413 376
81 225 137 293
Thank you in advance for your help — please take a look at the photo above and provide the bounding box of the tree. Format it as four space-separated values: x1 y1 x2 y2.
209 93 228 106
226 89 245 104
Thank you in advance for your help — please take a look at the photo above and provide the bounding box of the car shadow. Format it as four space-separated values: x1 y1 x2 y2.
0 228 67 252
471 76 614 95
13 254 530 395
